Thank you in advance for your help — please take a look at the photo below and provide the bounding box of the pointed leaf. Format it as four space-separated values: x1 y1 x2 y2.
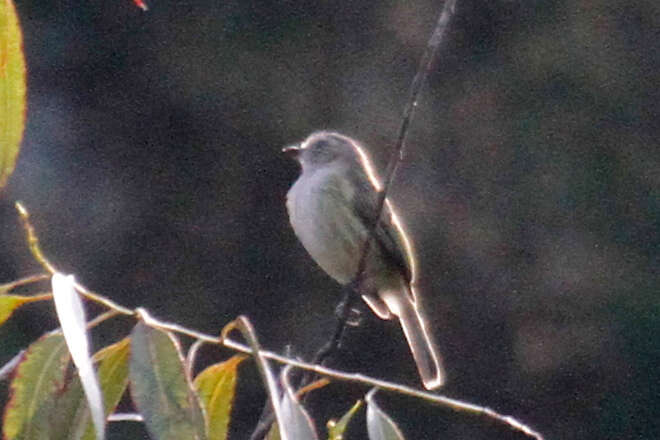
80 338 131 439
0 295 39 326
129 321 207 440
327 400 363 440
279 366 318 440
193 355 245 440
51 273 105 440
0 0 27 189
2 332 70 439
365 389 405 440
266 422 281 440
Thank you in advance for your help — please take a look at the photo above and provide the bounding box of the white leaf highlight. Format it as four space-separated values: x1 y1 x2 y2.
366 389 405 440
279 366 318 440
52 273 105 440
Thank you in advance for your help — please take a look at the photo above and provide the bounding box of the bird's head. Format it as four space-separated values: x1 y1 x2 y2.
284 131 366 169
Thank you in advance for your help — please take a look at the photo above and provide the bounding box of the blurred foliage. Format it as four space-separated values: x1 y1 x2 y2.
0 0 26 189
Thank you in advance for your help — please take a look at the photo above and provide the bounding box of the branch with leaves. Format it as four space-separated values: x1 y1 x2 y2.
0 203 546 440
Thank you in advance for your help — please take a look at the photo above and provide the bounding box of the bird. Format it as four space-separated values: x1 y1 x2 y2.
284 130 445 389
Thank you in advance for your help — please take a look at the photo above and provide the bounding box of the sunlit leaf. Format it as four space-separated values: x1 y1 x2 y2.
266 422 281 440
80 338 131 439
366 389 405 440
0 295 43 326
129 321 207 440
51 273 105 440
193 355 246 440
327 400 363 440
2 332 70 439
55 337 130 440
0 0 27 189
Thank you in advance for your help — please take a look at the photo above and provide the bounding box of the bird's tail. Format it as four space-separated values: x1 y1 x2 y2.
381 286 445 389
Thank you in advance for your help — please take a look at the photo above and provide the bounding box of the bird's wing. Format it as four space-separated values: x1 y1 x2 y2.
350 170 414 286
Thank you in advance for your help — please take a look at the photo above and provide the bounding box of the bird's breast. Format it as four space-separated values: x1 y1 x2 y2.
286 171 366 284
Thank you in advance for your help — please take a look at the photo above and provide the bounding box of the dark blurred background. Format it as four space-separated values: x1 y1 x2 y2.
1 0 658 438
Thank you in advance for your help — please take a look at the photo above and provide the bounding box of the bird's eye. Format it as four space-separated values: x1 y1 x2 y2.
312 140 330 150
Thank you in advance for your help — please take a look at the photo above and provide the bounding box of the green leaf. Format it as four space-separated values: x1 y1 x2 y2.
2 332 70 440
327 400 363 440
81 338 130 440
129 322 207 440
0 295 38 326
266 422 281 440
0 0 27 189
193 355 246 440
46 338 131 440
3 336 130 440
365 389 405 440
24 337 131 440
44 376 90 440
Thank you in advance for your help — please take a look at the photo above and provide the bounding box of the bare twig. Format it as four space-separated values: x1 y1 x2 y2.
15 202 57 274
0 274 49 293
72 279 135 316
15 201 135 317
184 338 205 381
87 309 122 328
224 332 544 440
0 350 25 381
356 0 457 281
107 413 144 423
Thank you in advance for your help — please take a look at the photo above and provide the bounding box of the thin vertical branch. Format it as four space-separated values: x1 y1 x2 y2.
364 0 457 265
311 0 458 376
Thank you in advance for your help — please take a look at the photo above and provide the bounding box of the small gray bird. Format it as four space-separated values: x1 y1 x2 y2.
284 131 445 389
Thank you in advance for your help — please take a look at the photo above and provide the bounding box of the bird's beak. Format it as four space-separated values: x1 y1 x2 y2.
282 144 301 159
